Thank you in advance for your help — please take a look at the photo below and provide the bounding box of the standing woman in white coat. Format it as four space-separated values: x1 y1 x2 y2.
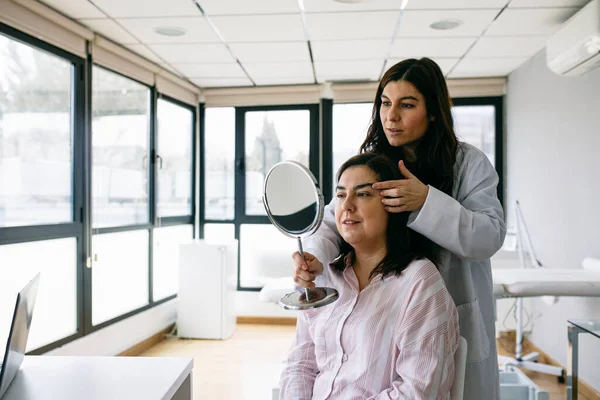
293 58 506 399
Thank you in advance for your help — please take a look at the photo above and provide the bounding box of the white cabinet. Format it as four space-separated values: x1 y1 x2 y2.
178 240 238 340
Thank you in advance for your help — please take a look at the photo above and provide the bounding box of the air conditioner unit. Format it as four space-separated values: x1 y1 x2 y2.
547 0 600 76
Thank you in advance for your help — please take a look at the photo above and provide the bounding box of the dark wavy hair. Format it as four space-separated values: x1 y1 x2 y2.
359 58 458 196
331 153 439 279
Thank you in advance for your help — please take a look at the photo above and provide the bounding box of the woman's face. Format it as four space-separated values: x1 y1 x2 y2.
335 165 388 249
379 80 431 150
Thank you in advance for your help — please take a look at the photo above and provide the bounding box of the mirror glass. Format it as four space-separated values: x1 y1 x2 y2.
263 161 322 237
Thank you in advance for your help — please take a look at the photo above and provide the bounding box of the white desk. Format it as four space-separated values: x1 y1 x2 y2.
2 356 193 400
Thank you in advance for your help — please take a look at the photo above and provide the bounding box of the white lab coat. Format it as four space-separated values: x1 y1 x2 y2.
304 142 506 400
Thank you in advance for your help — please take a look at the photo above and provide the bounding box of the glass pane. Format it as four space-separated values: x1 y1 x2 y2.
245 110 310 216
332 103 372 191
92 66 150 228
0 34 73 227
205 107 235 220
240 224 296 288
204 223 235 244
153 224 193 301
0 238 77 351
157 99 193 218
453 105 496 167
92 230 149 325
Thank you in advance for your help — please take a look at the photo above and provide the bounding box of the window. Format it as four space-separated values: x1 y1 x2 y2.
239 224 296 288
0 24 198 354
204 107 235 221
0 238 77 351
202 105 318 290
453 105 496 166
152 224 193 301
332 103 373 192
329 99 503 204
0 28 84 354
0 33 74 228
92 66 150 228
452 97 503 203
156 98 194 218
244 110 311 216
92 230 149 325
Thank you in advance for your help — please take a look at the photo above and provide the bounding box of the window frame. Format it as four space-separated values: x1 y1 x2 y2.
324 97 505 207
452 96 504 206
0 22 198 354
200 104 320 291
0 22 86 355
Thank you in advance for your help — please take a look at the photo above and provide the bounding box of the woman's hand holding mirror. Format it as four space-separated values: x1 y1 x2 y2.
263 161 339 310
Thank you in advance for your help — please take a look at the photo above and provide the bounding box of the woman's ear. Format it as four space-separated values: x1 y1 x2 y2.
429 115 436 122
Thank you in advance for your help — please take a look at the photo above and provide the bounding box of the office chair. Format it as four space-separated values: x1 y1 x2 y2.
451 336 468 400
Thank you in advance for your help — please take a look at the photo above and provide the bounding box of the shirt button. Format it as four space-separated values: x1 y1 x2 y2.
342 354 348 362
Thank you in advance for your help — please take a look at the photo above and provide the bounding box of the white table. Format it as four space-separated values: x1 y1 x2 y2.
2 356 193 400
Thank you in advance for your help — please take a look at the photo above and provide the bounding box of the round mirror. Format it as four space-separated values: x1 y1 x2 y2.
263 160 323 237
263 161 338 311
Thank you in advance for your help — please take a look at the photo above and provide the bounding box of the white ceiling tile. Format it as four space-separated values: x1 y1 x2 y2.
198 0 300 15
117 17 220 44
253 77 315 86
210 15 305 42
448 57 528 77
306 12 398 41
91 0 201 18
302 0 507 12
191 77 253 87
228 42 310 63
390 37 476 58
311 40 389 61
41 0 105 19
315 60 383 82
303 0 406 12
396 10 499 37
80 19 138 44
173 63 246 78
404 0 509 9
125 44 164 63
385 58 459 76
243 62 314 79
467 36 547 58
149 44 234 63
509 0 589 8
485 8 579 36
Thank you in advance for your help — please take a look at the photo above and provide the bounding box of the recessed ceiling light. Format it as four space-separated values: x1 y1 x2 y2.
430 19 463 30
153 27 187 37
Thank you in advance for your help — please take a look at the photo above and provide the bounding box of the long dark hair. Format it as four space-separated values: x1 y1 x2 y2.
331 153 439 279
359 58 458 196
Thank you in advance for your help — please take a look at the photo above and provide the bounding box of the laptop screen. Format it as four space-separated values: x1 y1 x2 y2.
0 273 40 398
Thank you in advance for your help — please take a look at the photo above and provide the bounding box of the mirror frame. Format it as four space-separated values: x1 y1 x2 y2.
262 160 324 239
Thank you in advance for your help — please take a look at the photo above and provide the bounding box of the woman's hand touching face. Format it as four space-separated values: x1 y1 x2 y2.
372 160 429 213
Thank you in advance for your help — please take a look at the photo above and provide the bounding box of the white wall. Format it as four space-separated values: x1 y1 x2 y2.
44 292 296 356
47 299 176 356
506 50 600 391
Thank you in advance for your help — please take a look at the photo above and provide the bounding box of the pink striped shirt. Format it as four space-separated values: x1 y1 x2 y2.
280 257 460 399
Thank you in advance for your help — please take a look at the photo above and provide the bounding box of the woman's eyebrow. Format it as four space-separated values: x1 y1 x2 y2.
381 94 419 102
400 95 419 101
336 183 375 190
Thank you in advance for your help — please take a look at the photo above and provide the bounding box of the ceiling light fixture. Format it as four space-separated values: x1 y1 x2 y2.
154 27 187 37
430 19 463 30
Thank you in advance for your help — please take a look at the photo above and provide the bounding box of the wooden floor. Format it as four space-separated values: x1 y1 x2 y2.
140 324 590 400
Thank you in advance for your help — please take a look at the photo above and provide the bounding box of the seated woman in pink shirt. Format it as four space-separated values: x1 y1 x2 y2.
280 153 460 399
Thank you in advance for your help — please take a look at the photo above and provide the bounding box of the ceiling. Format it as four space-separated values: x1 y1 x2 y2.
38 0 589 89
